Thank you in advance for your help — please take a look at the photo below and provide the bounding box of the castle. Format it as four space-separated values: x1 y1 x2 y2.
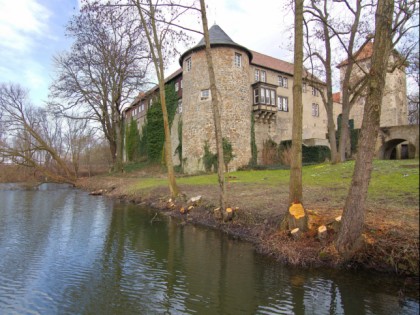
125 25 412 172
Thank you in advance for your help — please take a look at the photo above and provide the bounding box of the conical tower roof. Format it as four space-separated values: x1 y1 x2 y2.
179 25 252 65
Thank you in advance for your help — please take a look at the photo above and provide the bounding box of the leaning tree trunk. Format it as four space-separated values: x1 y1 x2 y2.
287 0 308 232
199 0 226 211
336 0 394 255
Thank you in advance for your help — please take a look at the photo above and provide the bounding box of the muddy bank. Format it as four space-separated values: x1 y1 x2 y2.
75 174 419 281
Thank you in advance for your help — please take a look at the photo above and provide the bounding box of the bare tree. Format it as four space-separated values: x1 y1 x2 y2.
336 0 418 255
130 0 194 198
50 2 149 172
303 0 340 163
198 0 226 210
0 83 76 183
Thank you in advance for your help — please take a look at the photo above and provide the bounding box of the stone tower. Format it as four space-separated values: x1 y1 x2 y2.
337 42 408 128
179 25 253 174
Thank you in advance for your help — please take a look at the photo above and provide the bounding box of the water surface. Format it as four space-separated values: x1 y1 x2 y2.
0 184 418 314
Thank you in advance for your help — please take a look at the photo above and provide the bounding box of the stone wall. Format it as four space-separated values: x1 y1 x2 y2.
182 47 252 173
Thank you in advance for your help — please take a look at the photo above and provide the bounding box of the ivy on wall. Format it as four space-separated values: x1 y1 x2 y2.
202 137 235 172
125 118 141 162
249 112 258 166
139 83 178 162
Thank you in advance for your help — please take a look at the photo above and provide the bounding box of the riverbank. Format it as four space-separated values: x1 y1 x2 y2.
75 160 419 279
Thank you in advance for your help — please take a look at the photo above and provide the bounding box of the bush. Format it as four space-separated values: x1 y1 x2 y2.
279 140 331 164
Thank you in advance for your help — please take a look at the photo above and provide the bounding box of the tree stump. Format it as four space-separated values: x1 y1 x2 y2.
318 225 327 240
223 207 234 222
287 203 308 231
331 215 342 233
213 207 222 220
291 228 302 239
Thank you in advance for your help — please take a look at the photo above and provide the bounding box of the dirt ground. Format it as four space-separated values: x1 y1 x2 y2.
75 168 419 283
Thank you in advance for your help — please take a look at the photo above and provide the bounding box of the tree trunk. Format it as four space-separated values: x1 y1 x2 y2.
199 0 226 210
336 0 394 255
289 0 304 205
287 0 308 231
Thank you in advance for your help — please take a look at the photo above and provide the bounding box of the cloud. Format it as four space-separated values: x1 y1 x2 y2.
0 0 51 52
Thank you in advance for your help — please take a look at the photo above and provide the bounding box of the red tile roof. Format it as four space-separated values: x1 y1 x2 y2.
250 50 295 75
337 41 374 68
332 92 341 103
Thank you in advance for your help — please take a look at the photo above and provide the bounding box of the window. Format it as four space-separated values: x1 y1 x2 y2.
149 99 153 108
312 86 319 96
261 70 266 82
185 57 192 72
277 96 288 111
303 82 307 93
278 75 288 88
201 89 210 100
175 82 179 92
234 53 242 67
253 86 276 105
140 103 145 111
253 88 259 103
255 69 260 82
312 103 319 117
177 100 182 113
180 79 183 89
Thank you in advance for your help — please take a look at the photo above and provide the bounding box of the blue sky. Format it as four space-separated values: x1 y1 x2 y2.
0 0 80 105
0 0 293 106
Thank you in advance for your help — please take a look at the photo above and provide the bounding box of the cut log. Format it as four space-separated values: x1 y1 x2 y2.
331 215 342 233
287 203 308 231
318 225 327 240
290 228 301 239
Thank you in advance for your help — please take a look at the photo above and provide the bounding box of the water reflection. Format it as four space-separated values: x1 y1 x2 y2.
0 187 418 314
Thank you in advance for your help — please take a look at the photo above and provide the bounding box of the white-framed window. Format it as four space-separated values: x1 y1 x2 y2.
185 57 192 72
253 88 259 104
312 86 319 96
254 86 276 105
149 99 153 107
234 52 242 67
312 103 319 117
175 82 179 92
255 69 260 82
201 89 210 100
261 70 266 82
140 103 145 111
177 99 182 113
277 96 289 111
180 79 183 89
278 75 288 88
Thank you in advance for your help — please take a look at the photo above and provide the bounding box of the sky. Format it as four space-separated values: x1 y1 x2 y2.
0 0 294 106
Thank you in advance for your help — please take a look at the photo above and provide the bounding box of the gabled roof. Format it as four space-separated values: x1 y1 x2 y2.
179 24 252 65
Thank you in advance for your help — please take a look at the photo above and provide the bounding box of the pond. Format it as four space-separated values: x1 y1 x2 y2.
0 183 418 314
